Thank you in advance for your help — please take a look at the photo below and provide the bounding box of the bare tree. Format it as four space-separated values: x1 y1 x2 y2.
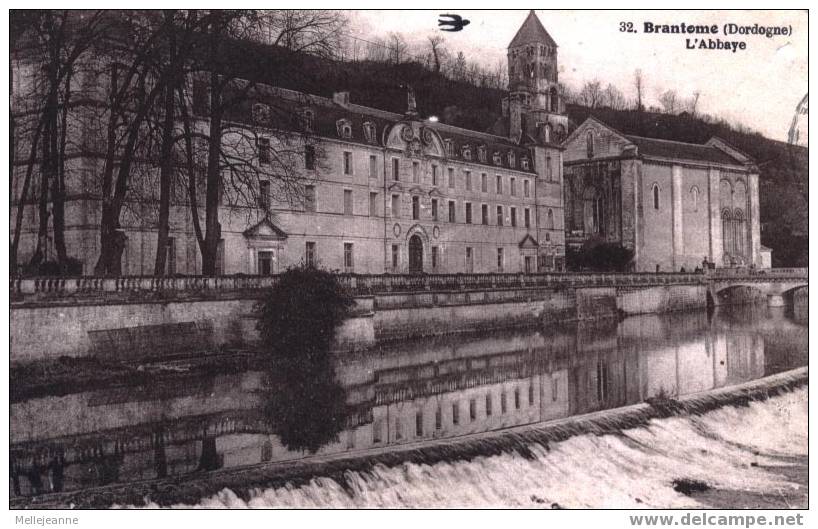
687 91 701 116
633 69 644 111
603 83 627 110
659 89 679 114
427 35 445 74
387 32 408 65
578 79 603 108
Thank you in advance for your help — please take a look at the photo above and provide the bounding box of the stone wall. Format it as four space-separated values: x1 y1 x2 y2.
10 281 710 365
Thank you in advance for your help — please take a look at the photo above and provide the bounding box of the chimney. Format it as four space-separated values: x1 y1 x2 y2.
333 91 350 108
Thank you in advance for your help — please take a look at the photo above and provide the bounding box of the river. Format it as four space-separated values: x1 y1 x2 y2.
10 304 808 507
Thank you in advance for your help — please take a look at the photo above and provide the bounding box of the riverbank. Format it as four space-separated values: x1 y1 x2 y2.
12 367 807 509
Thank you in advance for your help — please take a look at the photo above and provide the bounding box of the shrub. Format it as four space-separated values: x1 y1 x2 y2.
256 266 355 361
567 239 634 272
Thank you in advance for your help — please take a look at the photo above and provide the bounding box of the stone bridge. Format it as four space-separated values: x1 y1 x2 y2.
706 268 808 307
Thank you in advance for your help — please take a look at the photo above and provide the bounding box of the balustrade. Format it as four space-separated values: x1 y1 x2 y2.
11 269 803 303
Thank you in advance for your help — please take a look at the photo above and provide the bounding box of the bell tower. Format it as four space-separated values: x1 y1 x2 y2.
506 11 567 271
507 10 568 144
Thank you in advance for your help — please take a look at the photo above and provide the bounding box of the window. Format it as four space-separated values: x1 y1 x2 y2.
496 205 504 226
432 165 439 186
448 200 456 222
392 158 400 181
363 122 376 143
435 407 442 430
514 387 521 409
304 185 316 212
392 194 400 218
481 173 488 193
369 192 378 216
722 209 733 258
343 151 353 175
546 155 553 181
305 242 316 267
257 250 274 275
431 198 438 221
452 403 460 425
521 157 530 171
369 155 378 178
344 189 353 215
653 184 660 210
469 399 477 421
529 384 535 405
215 239 225 275
258 138 270 165
510 177 516 196
586 131 594 158
444 139 453 156
412 161 420 183
465 203 472 224
482 204 489 225
690 186 699 212
510 207 517 227
395 417 402 440
465 171 472 191
496 175 502 194
552 378 559 402
546 208 554 230
303 109 314 131
192 79 209 115
524 208 531 228
465 247 474 272
165 237 176 276
478 145 487 162
524 179 530 198
524 255 533 273
343 243 354 272
734 209 746 257
391 244 399 269
412 196 420 220
432 246 439 269
258 180 270 209
305 145 315 170
373 420 383 443
416 411 423 437
508 151 516 168
485 394 492 416
501 392 507 413
497 247 504 271
448 168 455 188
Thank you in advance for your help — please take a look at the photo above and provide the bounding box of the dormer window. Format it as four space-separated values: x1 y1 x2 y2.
444 139 454 157
462 144 472 160
252 103 271 125
478 145 487 163
336 118 352 139
363 122 377 144
507 151 516 168
302 109 314 132
586 131 594 158
492 151 502 165
521 157 530 171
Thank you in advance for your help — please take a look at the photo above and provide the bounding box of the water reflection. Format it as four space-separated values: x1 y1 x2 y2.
9 305 807 499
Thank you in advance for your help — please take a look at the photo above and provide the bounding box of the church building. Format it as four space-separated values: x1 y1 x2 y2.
562 117 764 271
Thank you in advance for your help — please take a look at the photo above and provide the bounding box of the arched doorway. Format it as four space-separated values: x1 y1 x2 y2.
408 235 423 273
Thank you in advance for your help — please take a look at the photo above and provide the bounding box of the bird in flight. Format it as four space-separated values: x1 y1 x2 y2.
438 14 470 32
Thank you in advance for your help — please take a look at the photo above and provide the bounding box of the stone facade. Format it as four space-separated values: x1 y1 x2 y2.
562 117 764 272
11 11 567 276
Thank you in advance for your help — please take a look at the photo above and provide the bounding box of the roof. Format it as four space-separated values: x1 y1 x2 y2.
623 135 745 166
509 10 557 48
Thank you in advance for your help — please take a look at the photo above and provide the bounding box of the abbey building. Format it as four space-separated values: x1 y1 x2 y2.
11 11 763 276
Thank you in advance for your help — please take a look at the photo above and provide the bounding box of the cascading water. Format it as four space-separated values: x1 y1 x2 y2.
150 388 806 509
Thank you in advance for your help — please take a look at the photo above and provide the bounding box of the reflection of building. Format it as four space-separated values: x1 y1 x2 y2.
12 310 787 499
562 118 763 271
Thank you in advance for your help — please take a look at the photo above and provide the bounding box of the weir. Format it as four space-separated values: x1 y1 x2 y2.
9 269 807 364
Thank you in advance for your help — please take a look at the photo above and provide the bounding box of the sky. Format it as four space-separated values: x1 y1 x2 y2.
348 10 807 142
